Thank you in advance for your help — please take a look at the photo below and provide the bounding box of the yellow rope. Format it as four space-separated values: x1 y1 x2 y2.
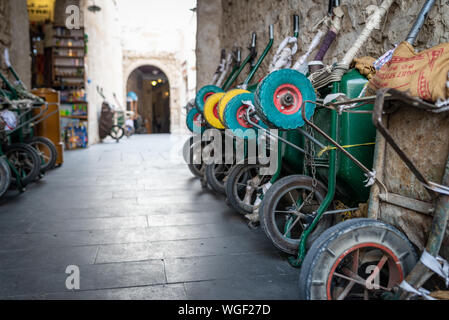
317 142 375 157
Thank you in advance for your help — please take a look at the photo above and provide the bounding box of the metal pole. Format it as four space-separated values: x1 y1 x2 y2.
405 0 436 45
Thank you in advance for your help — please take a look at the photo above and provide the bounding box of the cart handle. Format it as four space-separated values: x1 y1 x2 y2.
243 25 274 87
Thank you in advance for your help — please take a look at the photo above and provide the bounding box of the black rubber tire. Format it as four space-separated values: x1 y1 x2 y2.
183 136 195 164
188 162 205 178
259 174 333 255
0 157 11 198
205 163 234 195
28 136 57 173
4 143 41 186
186 138 205 178
110 125 125 142
225 164 272 215
298 218 418 300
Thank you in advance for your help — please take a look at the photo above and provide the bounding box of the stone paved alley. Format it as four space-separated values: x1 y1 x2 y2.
0 135 299 299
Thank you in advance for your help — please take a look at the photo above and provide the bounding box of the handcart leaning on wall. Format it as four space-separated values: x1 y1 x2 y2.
297 89 449 300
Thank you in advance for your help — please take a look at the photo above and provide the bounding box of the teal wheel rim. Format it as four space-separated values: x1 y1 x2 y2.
254 69 316 129
186 107 205 134
223 93 267 140
195 85 223 113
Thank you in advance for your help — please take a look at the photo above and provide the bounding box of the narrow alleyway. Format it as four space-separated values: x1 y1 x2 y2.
0 135 299 299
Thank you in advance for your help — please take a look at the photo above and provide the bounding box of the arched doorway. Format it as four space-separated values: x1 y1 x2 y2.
126 65 170 134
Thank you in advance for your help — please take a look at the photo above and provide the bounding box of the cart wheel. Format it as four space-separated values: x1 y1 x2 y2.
225 164 273 215
205 163 234 195
203 92 226 129
0 157 11 198
28 136 57 173
4 143 41 187
223 93 268 139
110 125 125 142
298 218 418 300
186 108 205 134
254 69 316 129
188 162 205 179
195 85 223 113
182 136 195 164
259 174 333 255
218 89 249 123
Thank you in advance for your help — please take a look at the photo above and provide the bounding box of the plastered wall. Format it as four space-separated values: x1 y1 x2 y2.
196 0 449 88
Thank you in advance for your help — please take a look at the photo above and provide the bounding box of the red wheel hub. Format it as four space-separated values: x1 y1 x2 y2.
235 104 259 129
203 92 214 103
236 105 252 128
193 113 204 127
273 84 302 115
326 242 403 300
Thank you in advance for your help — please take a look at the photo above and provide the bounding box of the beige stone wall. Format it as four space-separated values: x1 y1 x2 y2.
0 0 31 89
122 53 185 134
196 0 222 91
197 0 449 88
81 0 123 144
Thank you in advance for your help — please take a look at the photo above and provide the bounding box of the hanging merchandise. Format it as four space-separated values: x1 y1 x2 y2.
0 110 18 132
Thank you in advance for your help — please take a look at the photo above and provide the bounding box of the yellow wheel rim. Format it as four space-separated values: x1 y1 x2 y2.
218 89 250 123
204 92 226 129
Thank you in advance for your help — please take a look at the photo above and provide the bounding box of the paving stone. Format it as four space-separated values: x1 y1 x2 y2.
28 216 148 233
41 283 187 300
185 274 300 300
0 245 98 271
164 252 295 283
0 135 299 299
0 260 166 298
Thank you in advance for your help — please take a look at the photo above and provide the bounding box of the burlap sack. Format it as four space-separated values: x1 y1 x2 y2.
369 41 449 102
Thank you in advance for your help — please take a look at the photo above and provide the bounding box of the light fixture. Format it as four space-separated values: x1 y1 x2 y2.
157 79 162 83
151 81 157 86
88 1 101 13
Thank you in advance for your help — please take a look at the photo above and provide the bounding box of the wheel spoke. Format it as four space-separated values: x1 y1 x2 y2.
287 191 298 209
341 267 391 292
283 215 304 237
365 255 388 289
337 280 357 300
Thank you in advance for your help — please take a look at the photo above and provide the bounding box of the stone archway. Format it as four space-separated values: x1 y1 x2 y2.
123 53 186 134
126 65 170 134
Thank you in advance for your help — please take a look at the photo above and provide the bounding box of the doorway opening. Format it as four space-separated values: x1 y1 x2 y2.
126 65 170 134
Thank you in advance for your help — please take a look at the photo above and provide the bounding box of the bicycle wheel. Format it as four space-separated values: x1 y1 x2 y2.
28 136 57 173
110 125 125 142
0 157 11 198
4 143 41 186
298 219 418 300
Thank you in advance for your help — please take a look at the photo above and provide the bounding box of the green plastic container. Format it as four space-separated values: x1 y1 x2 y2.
280 130 304 173
313 69 375 203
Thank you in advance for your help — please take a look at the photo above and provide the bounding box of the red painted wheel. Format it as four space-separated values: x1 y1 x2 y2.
298 219 418 300
203 92 215 103
326 242 403 300
235 105 253 128
193 114 204 128
273 84 302 115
